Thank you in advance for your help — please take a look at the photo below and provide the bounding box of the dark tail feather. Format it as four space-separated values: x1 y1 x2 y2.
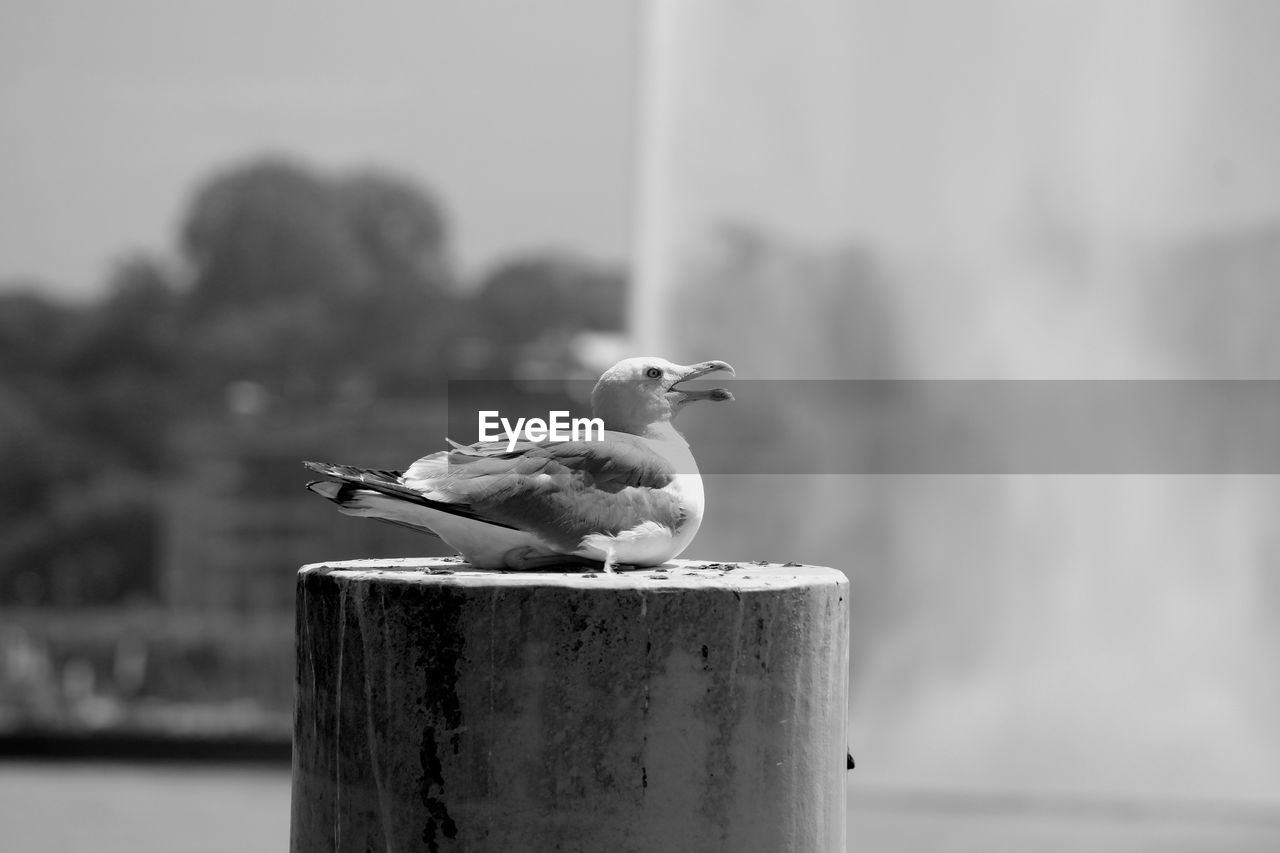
303 460 404 491
305 479 363 504
302 460 518 530
304 479 443 538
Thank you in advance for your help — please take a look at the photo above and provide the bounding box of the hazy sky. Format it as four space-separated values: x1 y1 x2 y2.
642 0 1280 262
0 1 640 297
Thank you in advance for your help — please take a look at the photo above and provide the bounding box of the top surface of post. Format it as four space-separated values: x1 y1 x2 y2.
299 557 845 592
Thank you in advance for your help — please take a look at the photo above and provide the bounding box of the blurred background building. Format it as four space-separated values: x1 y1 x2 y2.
4 0 1280 850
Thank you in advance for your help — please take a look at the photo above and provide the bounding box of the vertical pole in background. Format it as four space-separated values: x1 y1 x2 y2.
290 558 848 852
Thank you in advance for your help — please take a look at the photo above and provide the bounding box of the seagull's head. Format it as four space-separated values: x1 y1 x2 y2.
591 357 734 436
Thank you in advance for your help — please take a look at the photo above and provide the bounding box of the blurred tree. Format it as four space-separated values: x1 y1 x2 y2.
576 264 627 331
0 474 157 607
0 285 162 606
0 287 89 501
93 255 181 365
176 157 456 403
181 158 368 309
0 378 60 528
176 158 363 403
333 169 458 394
337 169 449 297
473 254 585 343
466 253 626 375
61 255 182 470
0 286 80 375
0 153 638 609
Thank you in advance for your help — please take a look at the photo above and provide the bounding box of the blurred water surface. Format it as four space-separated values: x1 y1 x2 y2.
3 762 1277 852
0 762 289 853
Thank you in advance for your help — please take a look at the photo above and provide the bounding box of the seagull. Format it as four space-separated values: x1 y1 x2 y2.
304 357 734 571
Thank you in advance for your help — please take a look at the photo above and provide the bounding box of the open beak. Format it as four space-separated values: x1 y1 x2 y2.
668 360 735 403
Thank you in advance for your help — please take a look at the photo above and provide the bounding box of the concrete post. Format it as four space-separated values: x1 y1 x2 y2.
291 558 849 853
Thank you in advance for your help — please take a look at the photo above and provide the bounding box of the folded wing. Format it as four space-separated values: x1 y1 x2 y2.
400 433 686 550
306 433 687 554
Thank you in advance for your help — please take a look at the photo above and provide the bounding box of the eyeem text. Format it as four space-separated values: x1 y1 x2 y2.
478 411 605 451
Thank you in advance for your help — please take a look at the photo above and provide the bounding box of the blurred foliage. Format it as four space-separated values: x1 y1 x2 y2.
177 158 456 401
467 252 626 377
0 154 626 608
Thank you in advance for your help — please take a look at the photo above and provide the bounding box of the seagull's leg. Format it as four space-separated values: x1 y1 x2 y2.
601 547 618 574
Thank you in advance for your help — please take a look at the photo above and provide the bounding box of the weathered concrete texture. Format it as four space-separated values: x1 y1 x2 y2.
291 558 849 853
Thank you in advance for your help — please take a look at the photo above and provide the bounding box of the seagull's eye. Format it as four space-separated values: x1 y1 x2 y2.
644 367 663 380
